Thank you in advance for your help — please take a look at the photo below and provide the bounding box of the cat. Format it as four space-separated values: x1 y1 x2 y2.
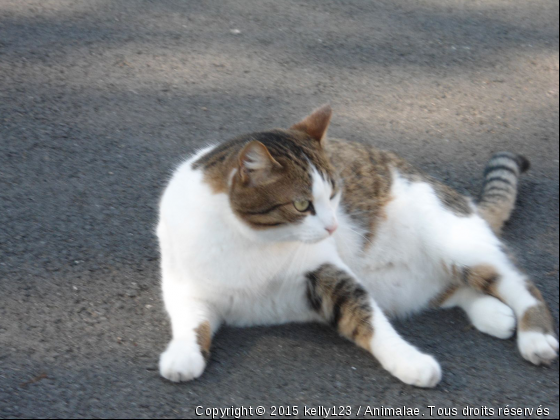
156 105 558 387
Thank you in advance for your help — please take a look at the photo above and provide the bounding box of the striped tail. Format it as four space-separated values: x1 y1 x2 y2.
477 152 530 235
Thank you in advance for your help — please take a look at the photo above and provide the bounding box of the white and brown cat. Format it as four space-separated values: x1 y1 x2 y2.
157 105 557 387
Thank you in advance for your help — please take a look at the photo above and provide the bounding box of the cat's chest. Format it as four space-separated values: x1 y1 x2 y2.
190 234 283 285
185 224 311 292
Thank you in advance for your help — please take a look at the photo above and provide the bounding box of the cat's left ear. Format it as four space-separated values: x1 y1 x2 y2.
290 104 332 147
238 141 283 186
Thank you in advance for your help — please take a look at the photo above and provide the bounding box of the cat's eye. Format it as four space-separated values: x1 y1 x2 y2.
294 200 311 212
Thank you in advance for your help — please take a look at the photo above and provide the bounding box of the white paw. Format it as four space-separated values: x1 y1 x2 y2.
469 296 516 339
518 331 559 366
159 339 206 383
385 349 442 388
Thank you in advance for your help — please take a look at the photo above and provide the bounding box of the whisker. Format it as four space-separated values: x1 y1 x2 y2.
346 226 375 248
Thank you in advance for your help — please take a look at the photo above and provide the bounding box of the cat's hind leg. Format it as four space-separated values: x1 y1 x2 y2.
446 251 558 365
438 287 516 340
306 264 441 388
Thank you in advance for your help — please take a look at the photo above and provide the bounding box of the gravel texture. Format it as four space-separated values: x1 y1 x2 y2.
0 1 558 418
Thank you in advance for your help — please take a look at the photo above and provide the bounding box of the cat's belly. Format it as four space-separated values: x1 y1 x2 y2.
334 181 454 317
353 259 448 317
338 235 448 317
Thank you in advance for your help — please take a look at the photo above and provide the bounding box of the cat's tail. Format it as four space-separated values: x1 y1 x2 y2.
477 152 530 235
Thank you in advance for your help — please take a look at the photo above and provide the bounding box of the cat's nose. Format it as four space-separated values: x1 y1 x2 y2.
325 223 338 235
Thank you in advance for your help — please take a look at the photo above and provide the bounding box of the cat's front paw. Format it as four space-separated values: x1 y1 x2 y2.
386 350 442 388
159 339 207 382
518 331 559 366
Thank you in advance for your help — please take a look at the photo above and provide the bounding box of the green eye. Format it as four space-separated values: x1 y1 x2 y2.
294 200 311 212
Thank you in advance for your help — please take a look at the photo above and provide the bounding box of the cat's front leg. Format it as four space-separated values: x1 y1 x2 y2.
159 284 220 383
306 264 442 388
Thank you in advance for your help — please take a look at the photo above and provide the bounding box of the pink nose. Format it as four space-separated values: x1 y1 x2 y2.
325 223 338 235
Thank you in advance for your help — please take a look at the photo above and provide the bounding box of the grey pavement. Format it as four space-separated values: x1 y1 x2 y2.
0 1 558 418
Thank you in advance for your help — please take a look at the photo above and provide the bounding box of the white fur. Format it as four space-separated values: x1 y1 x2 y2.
157 147 557 387
518 332 559 366
444 288 516 339
368 299 442 387
160 338 207 382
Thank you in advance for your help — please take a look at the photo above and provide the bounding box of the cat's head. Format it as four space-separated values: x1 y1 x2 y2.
229 105 341 244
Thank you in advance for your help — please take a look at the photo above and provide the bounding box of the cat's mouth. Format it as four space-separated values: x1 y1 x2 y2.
300 233 331 244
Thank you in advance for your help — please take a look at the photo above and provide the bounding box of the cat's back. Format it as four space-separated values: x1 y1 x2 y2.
326 139 419 197
326 139 412 171
326 139 472 236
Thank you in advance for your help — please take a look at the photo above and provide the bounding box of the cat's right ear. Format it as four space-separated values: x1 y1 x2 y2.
290 104 332 147
238 141 282 185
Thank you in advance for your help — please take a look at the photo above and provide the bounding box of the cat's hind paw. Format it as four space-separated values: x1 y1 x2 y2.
159 338 207 382
386 350 442 388
518 331 559 366
469 296 516 340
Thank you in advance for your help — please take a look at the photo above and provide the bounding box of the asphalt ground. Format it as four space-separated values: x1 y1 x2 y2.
0 1 558 418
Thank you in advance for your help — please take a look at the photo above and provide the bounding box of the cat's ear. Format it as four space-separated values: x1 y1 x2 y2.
238 141 282 185
290 104 332 146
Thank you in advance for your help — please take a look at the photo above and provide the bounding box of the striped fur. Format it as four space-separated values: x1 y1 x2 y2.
305 263 441 387
306 264 374 351
477 152 531 235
